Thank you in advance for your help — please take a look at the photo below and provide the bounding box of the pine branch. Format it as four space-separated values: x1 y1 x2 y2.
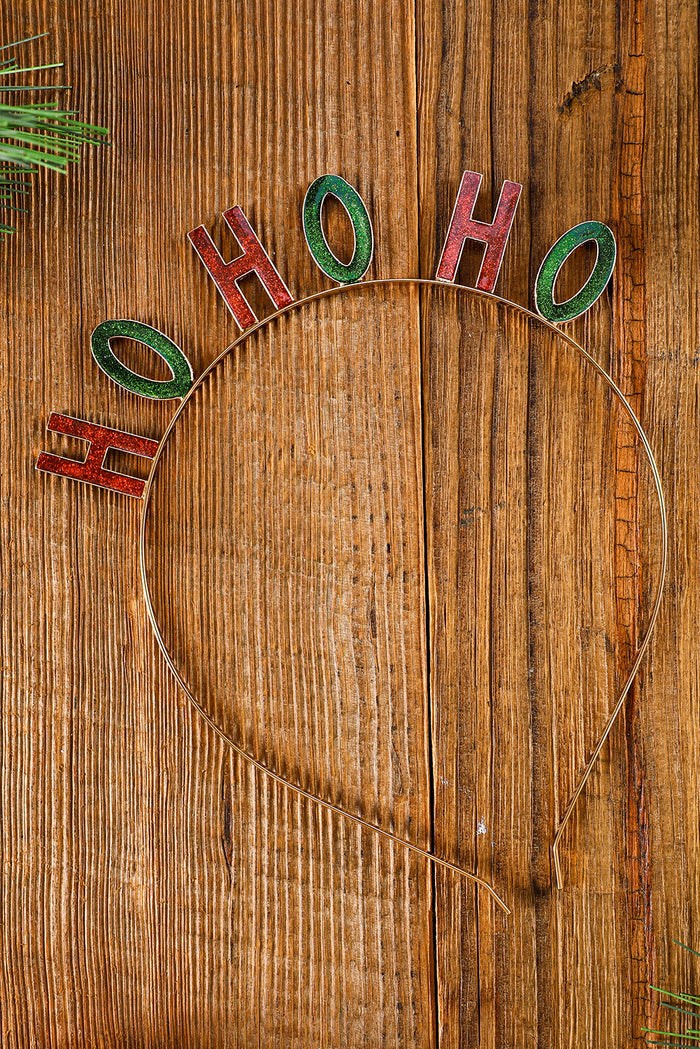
0 32 108 234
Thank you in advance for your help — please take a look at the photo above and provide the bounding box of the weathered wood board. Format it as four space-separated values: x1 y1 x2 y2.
0 2 697 1047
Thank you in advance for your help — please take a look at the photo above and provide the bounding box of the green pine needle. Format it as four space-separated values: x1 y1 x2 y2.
661 1002 700 1023
0 33 108 235
647 943 700 1048
644 1032 700 1041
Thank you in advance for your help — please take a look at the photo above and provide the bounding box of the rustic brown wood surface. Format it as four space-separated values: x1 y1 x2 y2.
0 2 696 1048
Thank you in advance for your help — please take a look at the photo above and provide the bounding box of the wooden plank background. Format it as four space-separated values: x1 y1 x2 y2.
0 1 697 1047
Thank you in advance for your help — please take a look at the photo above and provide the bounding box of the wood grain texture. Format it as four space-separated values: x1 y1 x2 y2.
419 286 662 1049
0 1 697 1048
417 2 697 1048
1 3 431 1047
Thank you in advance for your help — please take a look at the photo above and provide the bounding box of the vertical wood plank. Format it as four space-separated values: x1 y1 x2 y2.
418 1 697 1048
0 2 434 1046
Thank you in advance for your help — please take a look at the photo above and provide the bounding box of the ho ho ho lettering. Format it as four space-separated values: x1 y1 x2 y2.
37 170 617 497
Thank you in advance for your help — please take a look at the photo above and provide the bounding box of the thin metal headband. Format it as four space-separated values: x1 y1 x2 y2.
139 279 667 916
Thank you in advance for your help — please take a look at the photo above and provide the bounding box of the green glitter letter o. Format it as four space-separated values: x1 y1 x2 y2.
303 175 374 284
91 320 194 400
534 221 617 323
